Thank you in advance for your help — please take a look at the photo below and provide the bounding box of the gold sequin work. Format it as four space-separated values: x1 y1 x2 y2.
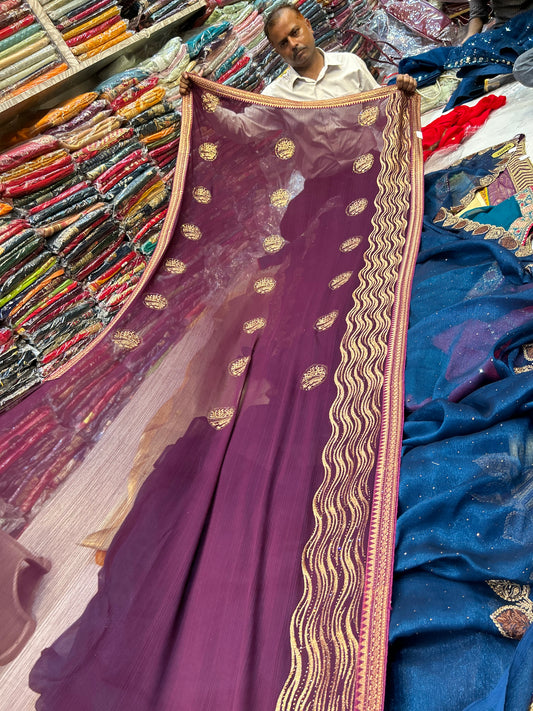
243 317 266 334
353 153 374 173
201 91 219 112
300 364 328 390
270 189 291 208
229 356 250 377
275 138 295 160
165 258 186 274
254 277 276 294
340 236 362 252
208 407 234 430
314 310 339 331
112 330 141 349
199 142 217 161
346 198 368 216
192 186 212 204
263 234 285 254
487 579 533 640
143 294 168 310
329 271 353 290
358 105 379 126
181 223 202 241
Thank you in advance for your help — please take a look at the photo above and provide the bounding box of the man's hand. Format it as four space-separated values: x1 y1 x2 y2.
179 70 202 97
396 74 417 93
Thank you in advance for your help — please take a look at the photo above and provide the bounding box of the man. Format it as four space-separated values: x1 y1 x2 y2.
180 3 417 98
463 0 533 41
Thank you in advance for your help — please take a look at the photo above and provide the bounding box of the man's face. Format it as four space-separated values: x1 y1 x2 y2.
268 9 316 71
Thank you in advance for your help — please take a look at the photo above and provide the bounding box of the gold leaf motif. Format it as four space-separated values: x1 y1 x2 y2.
112 330 141 350
329 271 353 290
243 317 266 334
263 234 285 254
275 138 295 160
345 198 368 216
165 258 186 274
358 105 379 126
228 356 250 376
199 142 217 161
487 580 530 603
201 92 219 112
192 186 211 204
181 223 202 241
314 310 339 331
254 277 276 294
340 236 362 252
208 407 234 430
270 189 290 208
143 293 168 310
491 606 532 640
301 364 328 391
353 153 374 173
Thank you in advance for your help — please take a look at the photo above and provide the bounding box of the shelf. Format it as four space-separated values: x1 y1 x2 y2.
0 0 205 127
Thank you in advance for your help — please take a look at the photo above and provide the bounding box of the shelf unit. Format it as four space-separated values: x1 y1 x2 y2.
0 0 206 125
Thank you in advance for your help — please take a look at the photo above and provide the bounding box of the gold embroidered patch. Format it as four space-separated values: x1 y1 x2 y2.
201 92 219 112
353 153 374 173
301 364 327 390
229 356 250 376
243 317 266 334
358 105 379 126
314 310 339 331
487 579 533 640
263 234 285 254
329 271 353 290
275 138 295 160
181 223 202 240
112 330 141 349
340 236 362 252
524 344 533 360
346 198 368 216
143 294 168 310
270 189 290 208
208 407 234 430
192 186 211 204
165 258 186 274
254 277 276 294
199 142 217 161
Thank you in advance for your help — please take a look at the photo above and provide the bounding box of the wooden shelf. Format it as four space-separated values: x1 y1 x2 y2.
0 0 205 126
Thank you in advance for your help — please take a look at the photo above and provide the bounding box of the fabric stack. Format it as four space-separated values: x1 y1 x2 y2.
297 0 338 50
138 36 192 105
135 0 202 29
43 0 133 62
0 0 67 102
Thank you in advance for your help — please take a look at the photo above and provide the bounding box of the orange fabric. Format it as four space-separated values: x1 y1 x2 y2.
4 63 69 101
30 89 97 133
0 150 69 182
61 6 121 40
78 30 133 60
116 87 166 119
71 21 128 56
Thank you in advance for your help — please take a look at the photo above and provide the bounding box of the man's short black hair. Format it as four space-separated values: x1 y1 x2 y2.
263 2 303 41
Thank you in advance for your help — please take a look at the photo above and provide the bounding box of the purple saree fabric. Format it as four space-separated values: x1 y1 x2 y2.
24 77 423 710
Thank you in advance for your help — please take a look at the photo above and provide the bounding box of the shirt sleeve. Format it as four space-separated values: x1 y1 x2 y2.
468 0 490 21
343 53 380 92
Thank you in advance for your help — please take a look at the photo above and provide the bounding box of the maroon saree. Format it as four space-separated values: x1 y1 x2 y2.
19 77 422 710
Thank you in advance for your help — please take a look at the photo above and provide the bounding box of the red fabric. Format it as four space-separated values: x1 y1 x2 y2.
421 94 507 160
0 14 33 41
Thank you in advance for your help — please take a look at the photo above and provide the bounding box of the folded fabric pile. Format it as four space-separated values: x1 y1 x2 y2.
43 0 133 62
136 0 202 29
138 36 192 104
0 0 67 102
296 0 338 51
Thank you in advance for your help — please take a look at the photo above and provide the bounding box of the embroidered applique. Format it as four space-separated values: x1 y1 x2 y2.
487 579 533 640
263 234 285 254
181 223 202 240
270 189 291 208
199 142 218 161
254 277 276 294
143 294 168 310
301 364 328 390
201 92 219 112
315 311 339 331
329 272 353 290
346 198 368 217
192 186 212 204
353 153 374 174
275 138 295 160
358 106 379 126
228 356 250 377
208 407 234 430
112 330 141 349
165 259 186 274
340 237 362 252
243 317 266 334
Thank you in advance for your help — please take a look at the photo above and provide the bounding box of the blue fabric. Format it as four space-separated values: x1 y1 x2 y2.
386 139 533 711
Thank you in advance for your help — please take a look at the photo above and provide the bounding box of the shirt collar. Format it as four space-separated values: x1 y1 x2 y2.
285 48 338 88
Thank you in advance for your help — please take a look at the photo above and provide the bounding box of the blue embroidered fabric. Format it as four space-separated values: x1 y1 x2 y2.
386 138 533 710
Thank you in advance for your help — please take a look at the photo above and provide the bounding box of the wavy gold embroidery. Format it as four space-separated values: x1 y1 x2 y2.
254 277 276 294
340 236 362 252
487 579 533 640
181 223 202 240
207 407 234 430
270 189 290 207
314 310 339 331
165 258 186 274
353 153 374 174
228 356 250 376
358 105 379 126
275 138 295 159
346 198 368 216
301 364 327 390
243 317 266 334
112 330 141 349
201 91 219 112
143 294 168 310
199 142 217 161
263 234 285 254
192 186 211 204
329 271 353 290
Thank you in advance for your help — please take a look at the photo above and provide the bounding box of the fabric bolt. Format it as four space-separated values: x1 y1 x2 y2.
0 45 57 84
4 62 68 99
71 21 129 56
116 87 167 119
0 23 40 55
0 29 47 64
65 15 122 47
61 5 121 40
0 58 61 98
0 35 50 72
56 0 116 30
110 75 159 111
58 116 123 151
0 15 35 44
78 30 134 60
